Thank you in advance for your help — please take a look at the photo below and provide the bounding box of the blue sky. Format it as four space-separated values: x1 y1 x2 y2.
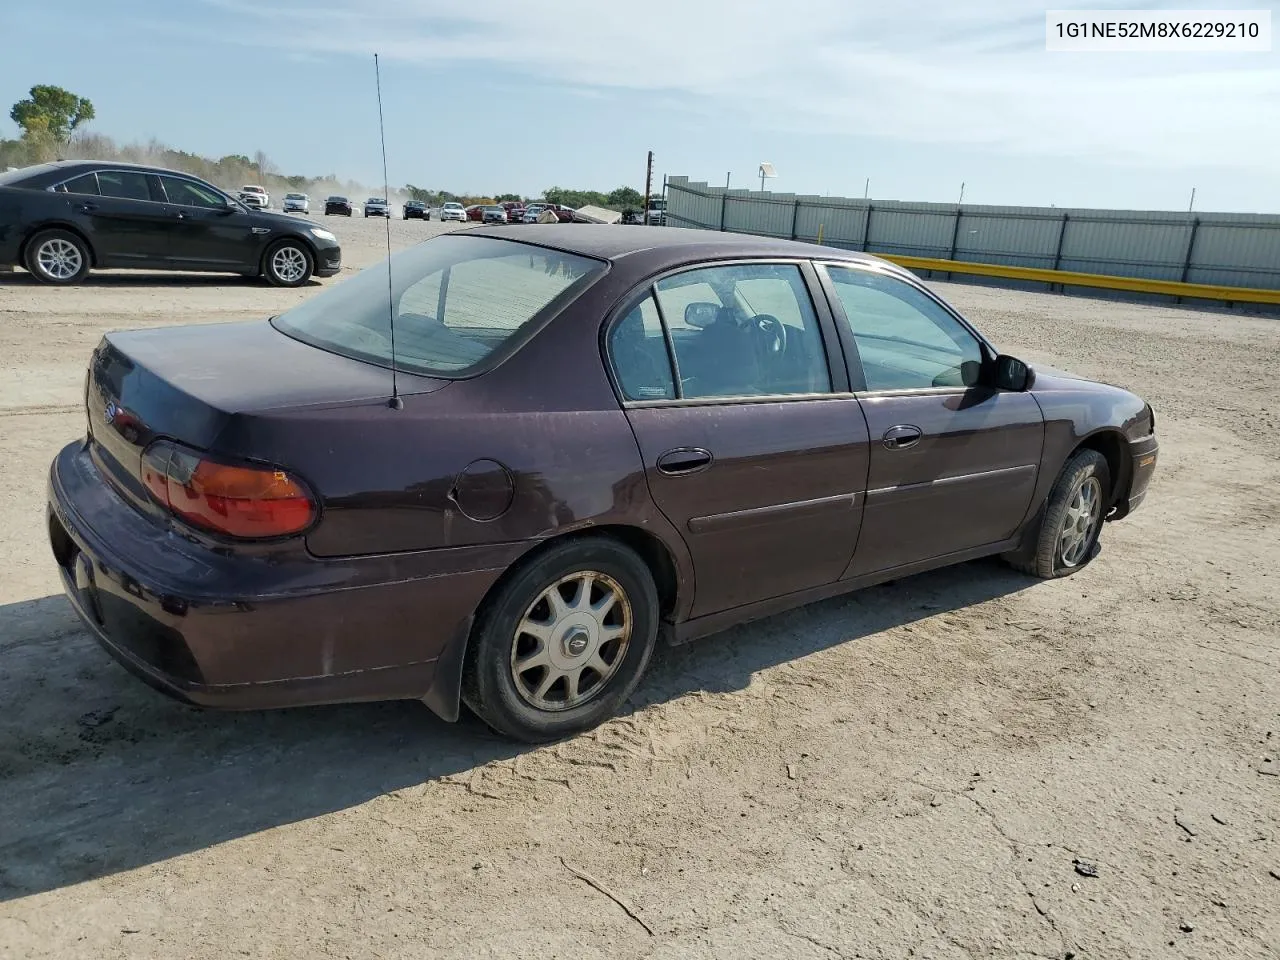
3 0 1278 211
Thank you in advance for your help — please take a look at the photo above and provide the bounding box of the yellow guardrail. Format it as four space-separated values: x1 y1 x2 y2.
877 253 1280 305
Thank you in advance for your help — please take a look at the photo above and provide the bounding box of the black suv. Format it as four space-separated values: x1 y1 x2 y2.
0 161 341 286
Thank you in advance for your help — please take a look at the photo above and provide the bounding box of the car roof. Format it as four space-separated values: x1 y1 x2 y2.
465 224 899 268
2 159 226 186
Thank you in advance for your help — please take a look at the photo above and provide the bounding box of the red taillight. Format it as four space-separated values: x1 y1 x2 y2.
141 442 315 539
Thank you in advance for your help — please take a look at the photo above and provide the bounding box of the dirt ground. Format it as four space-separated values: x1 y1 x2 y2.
1 217 1277 960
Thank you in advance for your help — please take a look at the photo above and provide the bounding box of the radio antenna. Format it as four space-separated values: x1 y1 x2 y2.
374 53 403 410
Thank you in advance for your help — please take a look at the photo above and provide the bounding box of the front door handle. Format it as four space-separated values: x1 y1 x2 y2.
882 425 923 449
76 201 98 213
656 447 713 476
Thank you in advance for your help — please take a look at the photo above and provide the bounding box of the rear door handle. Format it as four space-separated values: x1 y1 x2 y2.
882 425 923 449
76 202 98 213
656 447 713 476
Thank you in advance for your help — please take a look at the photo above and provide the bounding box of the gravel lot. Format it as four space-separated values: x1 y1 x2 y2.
1 216 1277 960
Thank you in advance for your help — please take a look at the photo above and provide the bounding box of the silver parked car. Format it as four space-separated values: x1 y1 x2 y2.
282 193 310 214
363 197 390 218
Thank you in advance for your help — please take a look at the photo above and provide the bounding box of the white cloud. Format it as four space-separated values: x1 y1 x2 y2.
203 0 1280 171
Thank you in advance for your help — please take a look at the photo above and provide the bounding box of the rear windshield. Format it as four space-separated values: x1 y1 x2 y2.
272 235 606 377
0 163 59 186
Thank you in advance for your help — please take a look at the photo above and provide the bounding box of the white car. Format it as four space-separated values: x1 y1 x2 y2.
240 185 270 209
439 202 467 222
363 197 389 217
282 193 310 214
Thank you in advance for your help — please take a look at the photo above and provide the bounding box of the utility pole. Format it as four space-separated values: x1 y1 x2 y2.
1188 186 1196 211
642 150 654 226
726 172 731 189
864 177 869 199
958 181 965 204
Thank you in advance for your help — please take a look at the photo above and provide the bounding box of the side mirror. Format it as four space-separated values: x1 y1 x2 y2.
993 354 1033 391
221 196 241 214
683 302 720 328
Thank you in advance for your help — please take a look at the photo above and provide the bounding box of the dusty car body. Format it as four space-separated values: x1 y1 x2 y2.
47 226 1157 741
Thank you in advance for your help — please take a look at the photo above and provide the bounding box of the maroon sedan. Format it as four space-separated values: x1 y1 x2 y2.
48 227 1158 742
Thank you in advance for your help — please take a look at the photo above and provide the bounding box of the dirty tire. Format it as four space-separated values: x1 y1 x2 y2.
262 240 313 287
24 229 91 285
1005 449 1111 579
462 537 659 743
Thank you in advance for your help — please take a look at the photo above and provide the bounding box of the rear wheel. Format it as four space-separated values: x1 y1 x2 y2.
24 229 91 285
262 240 313 287
1005 449 1110 579
462 538 659 743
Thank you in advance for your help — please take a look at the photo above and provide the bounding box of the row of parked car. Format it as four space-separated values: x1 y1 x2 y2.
229 188 601 228
389 200 578 223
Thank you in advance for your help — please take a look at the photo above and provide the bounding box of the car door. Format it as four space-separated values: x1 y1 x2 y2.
817 262 1044 577
608 260 871 618
55 169 171 265
156 175 253 269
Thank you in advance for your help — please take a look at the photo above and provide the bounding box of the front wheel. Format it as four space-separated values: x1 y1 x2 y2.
1004 449 1110 578
462 538 659 742
262 240 314 287
24 229 91 285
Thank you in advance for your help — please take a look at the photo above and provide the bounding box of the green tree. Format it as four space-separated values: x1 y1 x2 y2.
494 192 522 203
10 85 95 142
607 186 644 209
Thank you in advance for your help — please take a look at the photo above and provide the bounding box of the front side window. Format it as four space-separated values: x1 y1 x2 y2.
273 235 605 377
651 263 831 399
159 176 224 209
826 266 985 391
96 170 151 201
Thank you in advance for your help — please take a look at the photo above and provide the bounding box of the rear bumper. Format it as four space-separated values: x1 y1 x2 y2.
47 440 518 711
1109 435 1158 521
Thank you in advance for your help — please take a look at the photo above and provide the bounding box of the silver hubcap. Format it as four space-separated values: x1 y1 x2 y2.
1060 476 1102 567
37 238 82 280
510 571 632 712
271 246 308 283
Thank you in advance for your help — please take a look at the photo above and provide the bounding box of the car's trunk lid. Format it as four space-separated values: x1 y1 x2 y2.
85 319 446 518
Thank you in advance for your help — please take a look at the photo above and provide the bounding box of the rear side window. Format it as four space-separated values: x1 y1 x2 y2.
651 263 831 399
56 173 100 196
609 295 675 401
96 170 152 201
273 235 605 377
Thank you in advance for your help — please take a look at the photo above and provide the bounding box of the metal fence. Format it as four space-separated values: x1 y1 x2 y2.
664 177 1280 293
